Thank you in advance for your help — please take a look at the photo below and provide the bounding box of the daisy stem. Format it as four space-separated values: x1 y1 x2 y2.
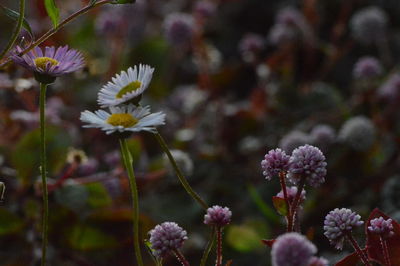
153 132 208 210
39 82 48 266
119 138 144 266
0 0 25 61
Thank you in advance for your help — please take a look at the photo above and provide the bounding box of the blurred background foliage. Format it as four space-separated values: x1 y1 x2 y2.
0 0 400 265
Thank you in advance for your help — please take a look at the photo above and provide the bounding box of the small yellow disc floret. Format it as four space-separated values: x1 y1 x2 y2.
107 113 138 128
34 57 59 70
116 81 142 99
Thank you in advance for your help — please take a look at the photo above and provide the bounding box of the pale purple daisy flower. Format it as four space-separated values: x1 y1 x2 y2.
309 256 329 266
368 217 394 239
11 46 84 84
276 186 306 203
324 208 364 249
261 148 290 180
353 56 383 79
288 144 327 187
204 205 232 227
148 222 188 258
271 232 317 266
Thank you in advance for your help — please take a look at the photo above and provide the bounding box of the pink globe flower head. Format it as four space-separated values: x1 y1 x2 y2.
148 222 188 258
368 216 394 239
276 186 306 203
323 208 364 250
204 205 232 227
261 148 290 180
309 256 329 266
271 232 317 266
11 45 84 84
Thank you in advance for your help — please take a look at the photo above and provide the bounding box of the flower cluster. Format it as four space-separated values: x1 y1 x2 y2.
204 205 232 227
368 216 394 239
261 148 290 180
148 222 188 258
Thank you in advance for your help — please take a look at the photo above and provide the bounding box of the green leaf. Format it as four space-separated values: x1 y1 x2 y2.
247 185 280 224
0 4 33 37
272 196 289 216
226 223 263 253
67 225 117 250
44 0 59 28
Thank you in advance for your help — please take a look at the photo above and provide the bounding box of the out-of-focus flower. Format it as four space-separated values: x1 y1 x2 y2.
163 149 193 176
377 73 400 102
66 148 88 165
193 1 217 18
368 217 394 239
276 186 306 203
279 130 312 154
95 6 126 35
350 6 388 45
103 150 121 166
77 158 99 176
97 65 154 108
193 43 222 73
148 222 188 258
353 56 383 79
309 257 329 266
169 85 208 114
310 124 335 152
338 116 375 151
80 104 165 135
324 208 364 249
14 78 36 92
271 232 317 266
261 148 290 180
163 13 195 47
11 46 84 84
268 24 297 45
238 33 264 62
204 205 232 227
288 144 327 187
0 73 13 89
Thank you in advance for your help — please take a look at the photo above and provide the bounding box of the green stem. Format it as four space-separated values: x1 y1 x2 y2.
39 83 48 266
0 0 113 68
0 0 25 61
153 132 208 210
119 138 144 266
200 228 216 266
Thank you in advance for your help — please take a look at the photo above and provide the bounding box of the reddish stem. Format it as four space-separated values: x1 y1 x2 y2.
345 232 372 266
173 249 190 266
215 227 223 266
380 236 391 266
278 171 291 231
289 176 306 232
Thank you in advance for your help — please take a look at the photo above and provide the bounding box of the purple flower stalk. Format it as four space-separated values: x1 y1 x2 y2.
148 222 188 258
368 217 394 239
271 232 317 266
11 46 84 84
261 148 290 180
323 208 364 250
204 205 232 227
288 144 327 187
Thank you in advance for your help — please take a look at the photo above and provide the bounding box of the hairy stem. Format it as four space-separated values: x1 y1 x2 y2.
289 176 306 232
279 171 291 232
380 236 391 266
215 227 223 266
173 249 190 266
119 138 144 266
0 0 113 68
39 83 48 266
200 228 216 266
0 0 26 61
153 132 208 210
345 232 371 266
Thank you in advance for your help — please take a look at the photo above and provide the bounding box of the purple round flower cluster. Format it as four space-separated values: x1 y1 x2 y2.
323 208 364 249
204 205 232 227
279 130 311 154
163 13 195 47
288 145 327 187
148 222 188 258
309 256 329 266
271 232 317 266
368 216 394 239
261 148 290 180
353 56 383 79
338 116 375 151
193 1 216 18
276 186 306 203
310 124 335 152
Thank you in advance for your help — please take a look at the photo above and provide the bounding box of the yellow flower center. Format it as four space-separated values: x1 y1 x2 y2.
34 57 59 70
107 113 138 128
116 81 142 99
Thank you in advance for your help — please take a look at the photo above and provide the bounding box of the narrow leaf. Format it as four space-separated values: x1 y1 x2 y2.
44 0 59 28
0 5 33 37
272 196 289 216
112 0 136 4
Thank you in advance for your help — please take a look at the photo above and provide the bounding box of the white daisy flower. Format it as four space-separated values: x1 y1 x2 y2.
97 64 154 107
80 104 165 135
